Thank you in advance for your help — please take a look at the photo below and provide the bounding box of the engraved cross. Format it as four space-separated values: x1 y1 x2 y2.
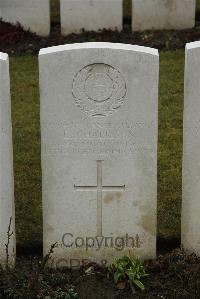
74 160 125 236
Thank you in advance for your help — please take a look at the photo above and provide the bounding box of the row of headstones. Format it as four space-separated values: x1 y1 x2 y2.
0 41 200 269
0 0 196 37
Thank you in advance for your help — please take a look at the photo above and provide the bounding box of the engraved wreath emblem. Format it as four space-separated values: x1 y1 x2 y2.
72 63 127 117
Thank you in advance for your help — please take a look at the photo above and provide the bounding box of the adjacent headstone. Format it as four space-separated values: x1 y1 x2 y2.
60 0 123 35
132 0 196 31
182 41 200 256
0 0 50 36
39 42 158 267
0 53 15 268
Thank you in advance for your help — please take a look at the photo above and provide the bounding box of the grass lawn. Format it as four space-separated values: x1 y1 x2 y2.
10 56 42 248
10 50 184 248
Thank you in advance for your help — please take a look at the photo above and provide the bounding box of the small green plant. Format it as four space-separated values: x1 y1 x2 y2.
108 254 148 292
44 287 78 299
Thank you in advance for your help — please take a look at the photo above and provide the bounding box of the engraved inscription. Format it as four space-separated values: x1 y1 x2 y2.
72 63 127 117
43 120 156 156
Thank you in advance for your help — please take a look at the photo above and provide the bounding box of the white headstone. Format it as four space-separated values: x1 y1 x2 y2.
182 41 200 256
39 42 158 268
132 0 196 31
60 0 123 35
0 0 50 36
0 53 15 268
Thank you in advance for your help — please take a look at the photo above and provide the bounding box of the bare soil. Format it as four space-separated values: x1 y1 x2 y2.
1 21 200 54
0 249 199 298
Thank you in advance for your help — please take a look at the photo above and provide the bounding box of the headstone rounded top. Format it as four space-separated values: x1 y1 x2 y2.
0 53 8 61
39 42 158 57
186 41 200 51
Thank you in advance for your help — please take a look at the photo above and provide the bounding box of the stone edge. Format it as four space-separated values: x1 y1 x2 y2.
186 41 200 51
0 52 8 61
39 42 158 57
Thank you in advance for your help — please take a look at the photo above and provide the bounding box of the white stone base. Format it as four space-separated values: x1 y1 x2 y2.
0 53 15 268
61 0 123 35
0 0 50 36
132 0 196 31
182 41 200 257
39 43 158 265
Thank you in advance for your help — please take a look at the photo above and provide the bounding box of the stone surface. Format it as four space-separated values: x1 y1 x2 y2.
132 0 196 31
39 42 158 267
60 0 122 35
0 0 50 36
0 53 15 268
182 41 200 256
